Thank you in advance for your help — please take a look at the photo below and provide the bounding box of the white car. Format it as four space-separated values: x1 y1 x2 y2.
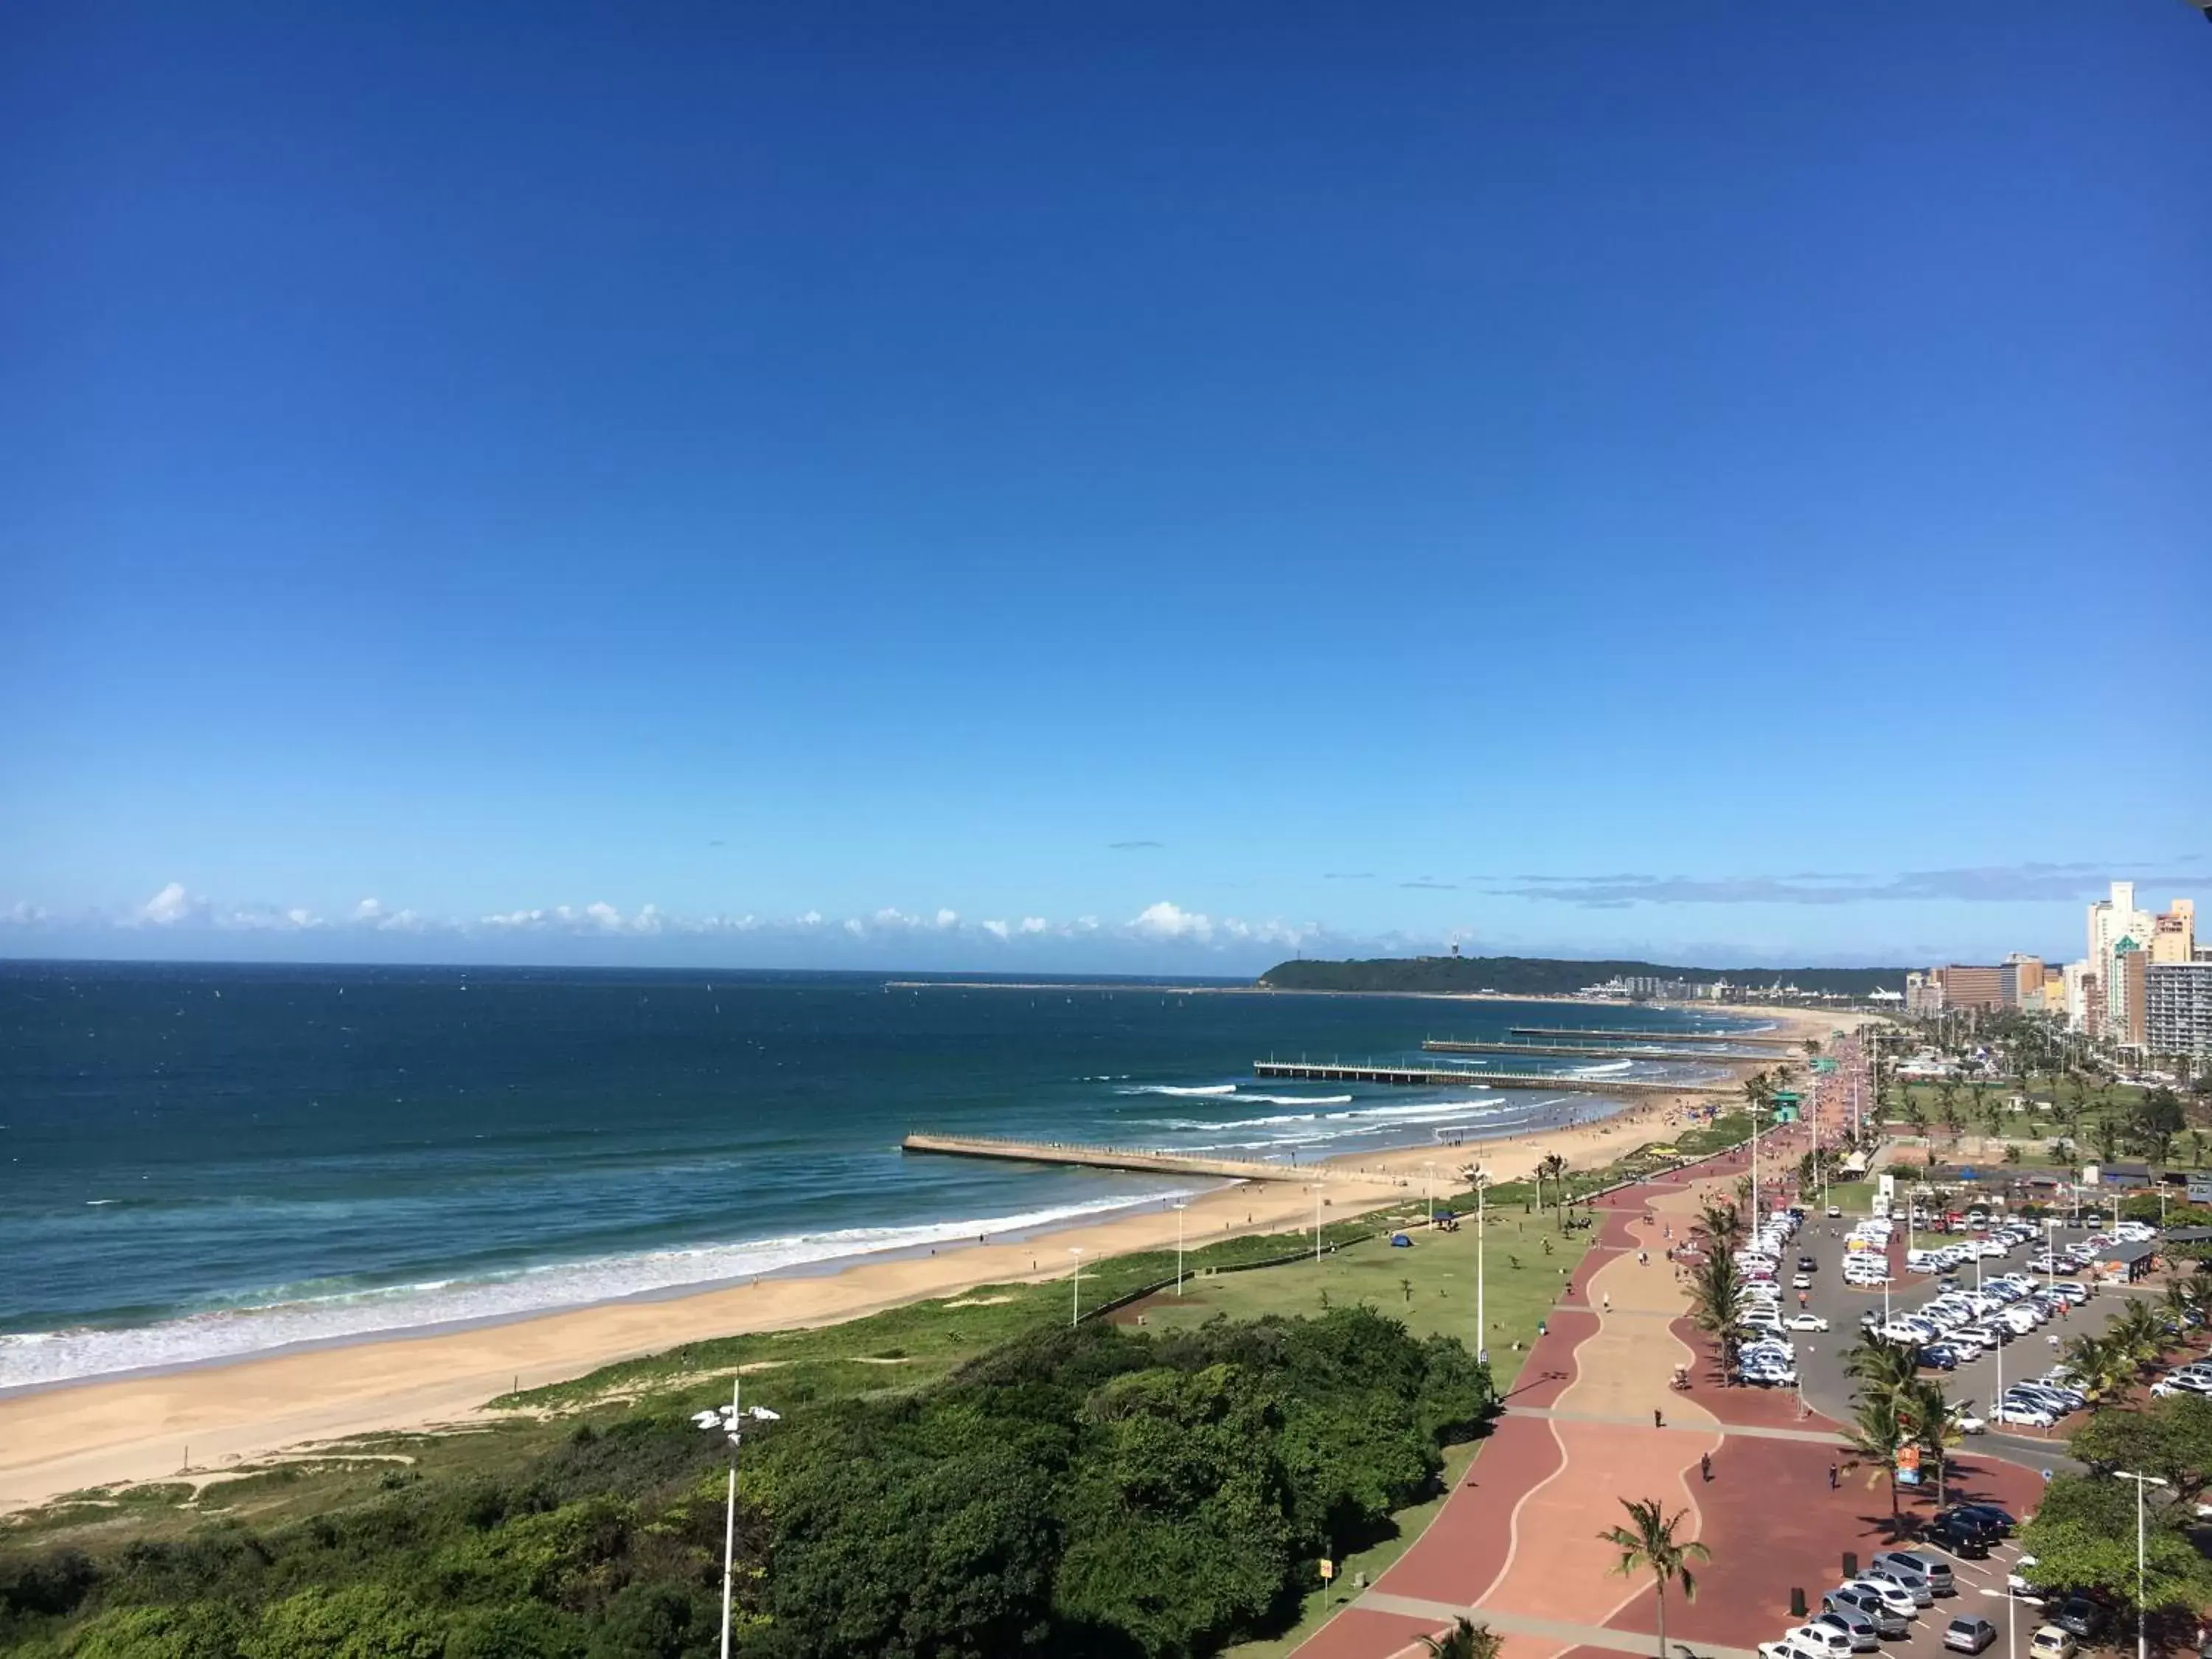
1786 1313 1830 1332
1787 1624 1857 1659
1989 1401 2056 1429
1955 1408 1986 1434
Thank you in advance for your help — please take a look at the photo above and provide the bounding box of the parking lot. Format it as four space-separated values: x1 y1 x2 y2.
1722 1193 2170 1659
1770 1200 2152 1458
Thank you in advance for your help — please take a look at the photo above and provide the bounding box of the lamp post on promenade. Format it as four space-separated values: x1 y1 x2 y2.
1472 1166 1492 1364
2113 1469 2168 1659
1069 1246 1085 1326
1173 1201 1188 1295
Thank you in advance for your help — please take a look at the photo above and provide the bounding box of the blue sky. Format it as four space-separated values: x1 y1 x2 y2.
4 2 2208 973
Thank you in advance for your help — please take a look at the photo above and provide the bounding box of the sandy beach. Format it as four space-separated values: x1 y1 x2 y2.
0 1003 1838 1514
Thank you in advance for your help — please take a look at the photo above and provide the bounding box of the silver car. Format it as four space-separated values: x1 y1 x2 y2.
1865 1564 1935 1607
1874 1550 1955 1597
1815 1609 1882 1652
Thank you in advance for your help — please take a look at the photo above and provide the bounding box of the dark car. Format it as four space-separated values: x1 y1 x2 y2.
1946 1616 1997 1654
1800 1256 1819 1272
1952 1503 2018 1537
2052 1599 2106 1641
1921 1345 1960 1371
1924 1512 1994 1558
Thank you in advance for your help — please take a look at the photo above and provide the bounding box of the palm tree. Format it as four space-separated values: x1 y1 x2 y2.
1904 1377 1964 1507
2059 1332 2129 1403
1843 1335 1919 1517
1687 1247 1746 1383
1599 1497 1710 1659
1845 1388 1910 1517
1700 1199 1742 1251
1536 1153 1568 1225
1419 1618 1501 1659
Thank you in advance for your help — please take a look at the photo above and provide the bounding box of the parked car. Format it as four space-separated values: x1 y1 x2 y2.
1875 1551 1955 1597
1946 1616 1998 1654
1924 1510 1993 1556
1863 1564 1935 1607
1952 1503 2017 1537
2028 1625 2077 1659
1786 1624 1857 1659
1787 1313 1829 1332
1815 1610 1881 1653
1845 1578 1921 1621
2050 1598 2106 1641
1830 1583 1913 1632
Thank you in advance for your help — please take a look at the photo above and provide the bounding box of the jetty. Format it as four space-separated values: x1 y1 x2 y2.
1424 1039 1776 1063
1251 1060 1733 1094
900 1133 1318 1183
1509 1025 1794 1047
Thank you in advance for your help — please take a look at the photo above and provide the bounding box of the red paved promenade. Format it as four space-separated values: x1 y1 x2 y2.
1296 1105 2042 1659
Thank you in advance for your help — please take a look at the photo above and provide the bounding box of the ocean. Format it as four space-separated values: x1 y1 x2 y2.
0 961 1759 1387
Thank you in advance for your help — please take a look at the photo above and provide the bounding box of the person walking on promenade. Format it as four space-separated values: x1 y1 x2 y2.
1655 1408 1665 1430
1602 1292 1612 1312
1829 1462 1840 1491
1700 1451 1712 1483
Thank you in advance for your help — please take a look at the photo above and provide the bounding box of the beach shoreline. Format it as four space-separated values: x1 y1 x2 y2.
0 1003 1839 1514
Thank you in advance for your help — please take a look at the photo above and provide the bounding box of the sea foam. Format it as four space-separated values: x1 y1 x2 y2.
0 1191 1187 1391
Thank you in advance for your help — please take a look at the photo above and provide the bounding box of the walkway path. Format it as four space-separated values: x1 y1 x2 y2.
1295 1116 2046 1659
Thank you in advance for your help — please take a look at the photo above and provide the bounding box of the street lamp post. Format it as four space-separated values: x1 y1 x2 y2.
1424 1160 1436 1227
1173 1200 1188 1295
2113 1469 2170 1659
692 1381 782 1659
1069 1246 1085 1326
1473 1167 1490 1363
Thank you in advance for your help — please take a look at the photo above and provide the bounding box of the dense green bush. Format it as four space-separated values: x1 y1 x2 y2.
0 1306 1492 1659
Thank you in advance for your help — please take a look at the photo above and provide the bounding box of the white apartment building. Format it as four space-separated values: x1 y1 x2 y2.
2147 961 2212 1058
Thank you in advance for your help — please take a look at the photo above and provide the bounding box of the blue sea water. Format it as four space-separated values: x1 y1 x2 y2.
0 962 1758 1385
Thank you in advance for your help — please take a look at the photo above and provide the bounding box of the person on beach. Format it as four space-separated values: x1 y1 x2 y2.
1654 1408 1664 1430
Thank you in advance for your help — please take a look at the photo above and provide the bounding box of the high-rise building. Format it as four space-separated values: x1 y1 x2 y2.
2148 962 2212 1057
2112 938 2148 1047
2154 900 2197 966
2042 966 2065 1009
2001 954 2045 1009
1905 970 1944 1018
2086 880 2157 1033
1934 964 2006 1012
2063 959 2093 1029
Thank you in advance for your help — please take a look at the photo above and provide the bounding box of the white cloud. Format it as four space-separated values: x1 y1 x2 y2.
935 908 959 929
981 919 1011 941
1018 917 1047 934
140 882 199 925
1129 900 1212 942
4 902 49 926
354 898 386 922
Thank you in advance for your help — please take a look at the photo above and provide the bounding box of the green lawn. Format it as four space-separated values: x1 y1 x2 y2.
1124 1205 1592 1390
